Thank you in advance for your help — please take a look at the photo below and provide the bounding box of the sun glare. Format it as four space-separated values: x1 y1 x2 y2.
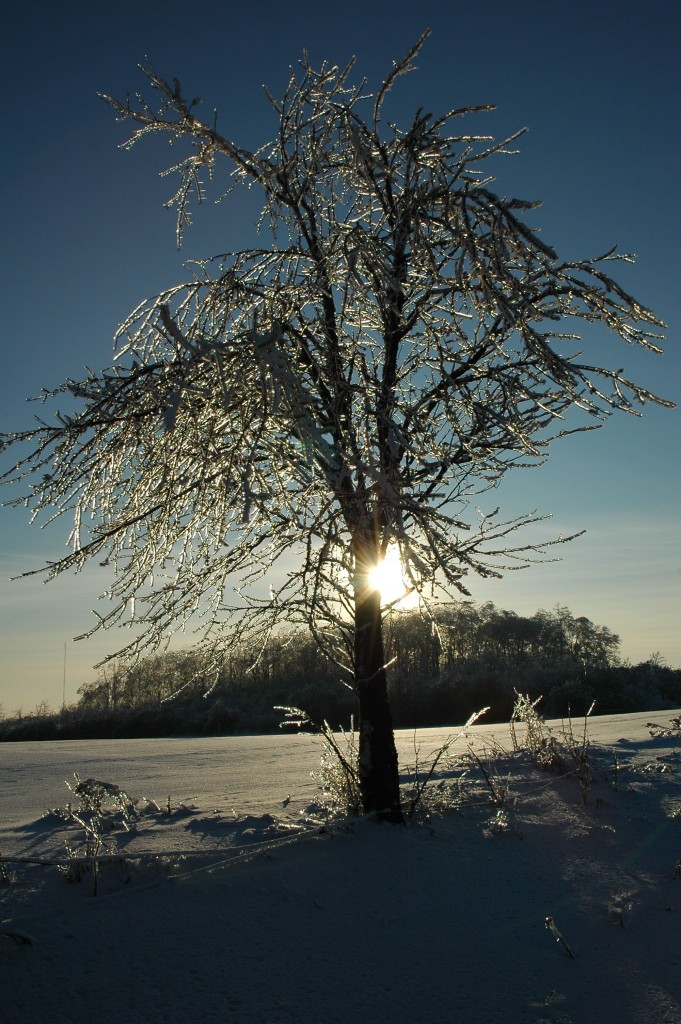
369 545 419 608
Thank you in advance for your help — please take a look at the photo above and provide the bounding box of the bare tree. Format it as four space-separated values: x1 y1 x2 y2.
1 32 671 820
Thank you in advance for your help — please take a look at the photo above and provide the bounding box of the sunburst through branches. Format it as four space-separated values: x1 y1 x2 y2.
368 546 419 609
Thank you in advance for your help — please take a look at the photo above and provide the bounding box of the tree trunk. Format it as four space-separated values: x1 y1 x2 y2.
354 579 403 823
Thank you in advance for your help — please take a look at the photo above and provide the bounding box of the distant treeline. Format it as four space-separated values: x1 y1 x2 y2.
2 602 679 741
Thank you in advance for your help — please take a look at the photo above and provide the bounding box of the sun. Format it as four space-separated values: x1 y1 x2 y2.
368 545 419 608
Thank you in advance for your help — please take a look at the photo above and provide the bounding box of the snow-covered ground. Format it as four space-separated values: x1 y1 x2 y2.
1 710 680 1023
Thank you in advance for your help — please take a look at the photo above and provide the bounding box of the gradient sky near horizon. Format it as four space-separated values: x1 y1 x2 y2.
1 0 679 713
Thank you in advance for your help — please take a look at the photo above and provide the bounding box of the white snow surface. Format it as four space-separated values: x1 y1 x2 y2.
1 711 680 1023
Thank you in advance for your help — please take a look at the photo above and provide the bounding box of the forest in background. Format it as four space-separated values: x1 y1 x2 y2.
1 601 679 741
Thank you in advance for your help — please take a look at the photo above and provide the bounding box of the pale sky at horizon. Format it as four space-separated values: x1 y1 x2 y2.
1 0 679 713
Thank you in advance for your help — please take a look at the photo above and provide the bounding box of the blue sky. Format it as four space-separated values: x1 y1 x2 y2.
1 0 679 712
